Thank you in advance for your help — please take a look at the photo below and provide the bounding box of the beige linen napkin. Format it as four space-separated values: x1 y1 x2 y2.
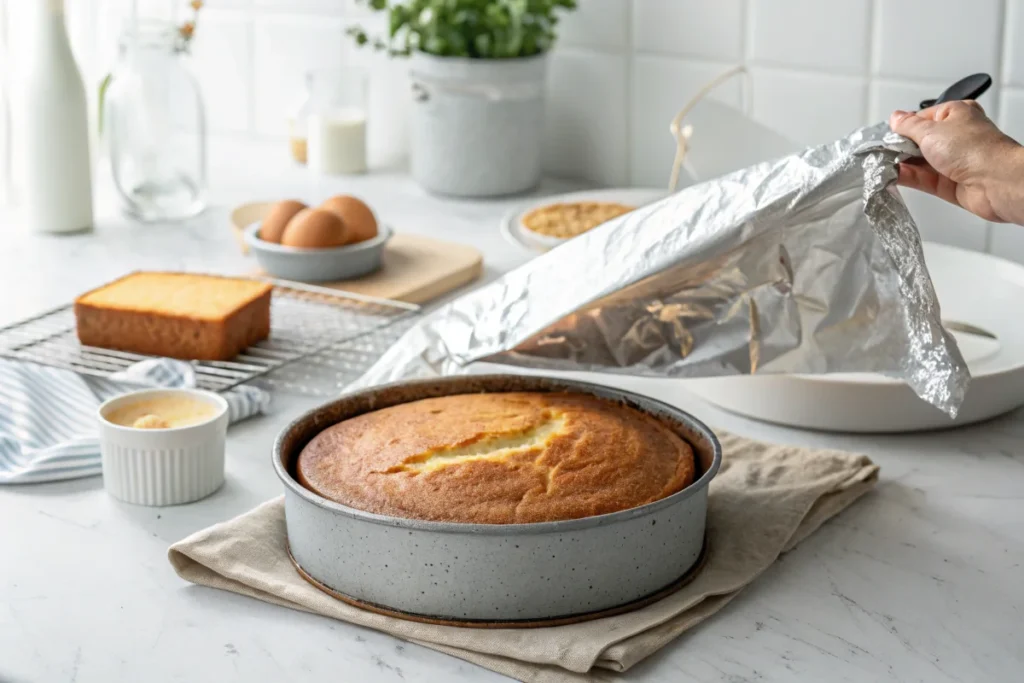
168 433 878 682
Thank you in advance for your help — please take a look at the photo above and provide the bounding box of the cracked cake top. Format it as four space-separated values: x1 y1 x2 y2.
295 392 696 524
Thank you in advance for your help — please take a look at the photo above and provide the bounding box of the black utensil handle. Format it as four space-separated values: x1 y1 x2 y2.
919 73 992 109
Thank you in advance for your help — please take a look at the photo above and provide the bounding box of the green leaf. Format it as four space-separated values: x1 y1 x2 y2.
474 33 491 57
346 26 370 46
389 6 407 37
521 33 536 56
424 34 447 54
346 0 576 58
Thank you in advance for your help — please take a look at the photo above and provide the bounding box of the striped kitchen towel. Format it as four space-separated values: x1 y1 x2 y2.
0 358 270 485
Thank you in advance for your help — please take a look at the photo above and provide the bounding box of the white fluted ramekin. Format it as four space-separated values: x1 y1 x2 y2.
98 388 228 506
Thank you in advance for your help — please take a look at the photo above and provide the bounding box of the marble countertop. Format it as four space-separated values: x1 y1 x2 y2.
2 145 1022 683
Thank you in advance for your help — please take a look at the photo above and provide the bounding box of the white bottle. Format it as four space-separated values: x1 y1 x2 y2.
17 0 93 233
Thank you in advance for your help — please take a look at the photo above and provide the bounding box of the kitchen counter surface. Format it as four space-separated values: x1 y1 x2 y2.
2 147 1023 683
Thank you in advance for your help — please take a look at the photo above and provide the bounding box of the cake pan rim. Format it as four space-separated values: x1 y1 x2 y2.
273 373 722 536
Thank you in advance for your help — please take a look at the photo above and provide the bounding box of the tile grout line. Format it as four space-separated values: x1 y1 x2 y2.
628 50 874 83
246 6 257 135
242 6 350 18
987 0 1010 254
866 0 882 125
1005 0 1020 90
625 0 634 187
862 0 876 125
994 0 1009 92
741 0 753 115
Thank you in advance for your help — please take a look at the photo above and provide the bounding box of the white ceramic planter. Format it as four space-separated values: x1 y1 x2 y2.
409 53 547 197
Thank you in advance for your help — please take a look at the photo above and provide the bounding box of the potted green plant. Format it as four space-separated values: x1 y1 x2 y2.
349 0 577 197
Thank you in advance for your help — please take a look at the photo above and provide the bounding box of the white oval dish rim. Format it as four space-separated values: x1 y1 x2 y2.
682 242 1024 432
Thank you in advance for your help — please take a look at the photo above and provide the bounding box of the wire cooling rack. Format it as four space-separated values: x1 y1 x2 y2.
253 312 421 395
0 279 418 394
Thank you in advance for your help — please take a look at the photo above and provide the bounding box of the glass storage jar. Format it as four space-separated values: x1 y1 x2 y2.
104 20 206 221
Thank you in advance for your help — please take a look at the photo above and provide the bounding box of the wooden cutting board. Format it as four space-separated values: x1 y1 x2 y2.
231 202 483 304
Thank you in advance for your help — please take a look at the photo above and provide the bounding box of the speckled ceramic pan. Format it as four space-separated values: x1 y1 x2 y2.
273 374 722 626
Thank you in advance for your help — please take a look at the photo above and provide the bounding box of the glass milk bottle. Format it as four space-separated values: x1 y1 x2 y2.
305 68 368 175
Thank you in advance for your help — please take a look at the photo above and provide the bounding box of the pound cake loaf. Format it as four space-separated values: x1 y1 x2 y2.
296 392 696 524
75 272 272 361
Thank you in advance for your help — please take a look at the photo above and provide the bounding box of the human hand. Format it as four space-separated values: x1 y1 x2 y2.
889 101 1024 225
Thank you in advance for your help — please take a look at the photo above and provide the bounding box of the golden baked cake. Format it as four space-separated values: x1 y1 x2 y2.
296 392 696 524
521 201 634 239
75 272 272 361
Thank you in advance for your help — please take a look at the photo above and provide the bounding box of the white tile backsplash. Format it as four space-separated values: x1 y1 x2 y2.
354 51 411 169
990 89 1024 261
630 55 742 188
341 13 407 168
252 0 346 13
135 0 179 21
559 0 630 51
57 0 1022 259
748 0 870 74
543 50 629 186
1005 0 1024 86
252 15 348 135
999 88 1024 143
903 190 990 252
633 0 744 62
203 0 252 8
343 0 374 17
874 0 1003 80
749 67 867 147
190 11 252 134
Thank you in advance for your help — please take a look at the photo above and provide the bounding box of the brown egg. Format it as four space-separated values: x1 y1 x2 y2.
260 199 307 243
280 208 349 248
320 195 378 244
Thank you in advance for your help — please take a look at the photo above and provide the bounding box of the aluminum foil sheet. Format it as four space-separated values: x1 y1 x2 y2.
354 123 970 416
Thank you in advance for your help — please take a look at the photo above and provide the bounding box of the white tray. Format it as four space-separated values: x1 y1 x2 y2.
501 188 666 253
683 242 1024 432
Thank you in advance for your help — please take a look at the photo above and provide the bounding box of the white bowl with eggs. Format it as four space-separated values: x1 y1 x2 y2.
98 388 229 506
245 195 389 283
244 222 391 283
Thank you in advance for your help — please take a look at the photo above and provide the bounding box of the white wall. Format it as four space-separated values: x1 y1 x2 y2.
21 0 1024 260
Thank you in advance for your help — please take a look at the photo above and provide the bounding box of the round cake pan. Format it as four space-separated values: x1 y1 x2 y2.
273 374 722 626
